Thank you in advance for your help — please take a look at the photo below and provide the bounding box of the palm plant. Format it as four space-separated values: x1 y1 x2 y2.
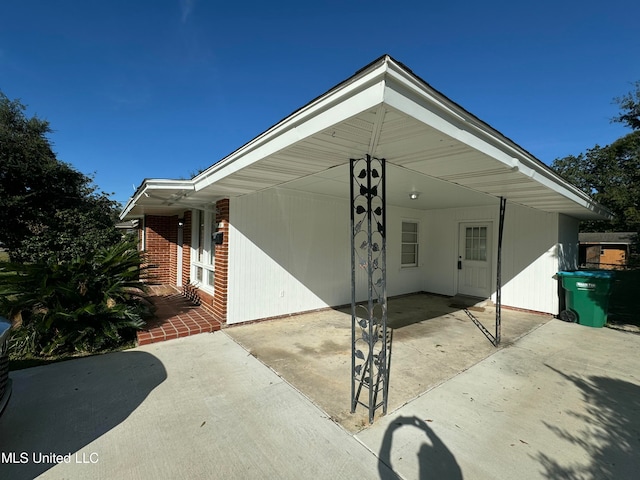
0 241 152 357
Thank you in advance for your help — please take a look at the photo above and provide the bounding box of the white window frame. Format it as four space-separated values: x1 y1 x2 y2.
191 209 216 293
401 221 419 267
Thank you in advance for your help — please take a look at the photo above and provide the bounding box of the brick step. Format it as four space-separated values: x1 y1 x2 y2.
137 287 223 346
137 320 221 346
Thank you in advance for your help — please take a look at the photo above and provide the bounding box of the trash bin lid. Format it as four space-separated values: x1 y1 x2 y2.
557 270 615 279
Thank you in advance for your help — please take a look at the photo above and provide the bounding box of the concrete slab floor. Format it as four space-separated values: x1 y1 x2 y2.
225 293 551 433
356 320 640 480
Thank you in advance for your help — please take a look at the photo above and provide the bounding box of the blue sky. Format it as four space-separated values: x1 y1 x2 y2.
1 0 639 206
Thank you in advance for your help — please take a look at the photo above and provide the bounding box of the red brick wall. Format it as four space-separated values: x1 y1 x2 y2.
213 199 230 323
145 215 178 285
145 203 228 324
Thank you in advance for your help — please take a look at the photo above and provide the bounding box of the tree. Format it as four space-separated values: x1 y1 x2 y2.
613 80 640 131
552 132 640 233
0 92 120 262
552 82 640 266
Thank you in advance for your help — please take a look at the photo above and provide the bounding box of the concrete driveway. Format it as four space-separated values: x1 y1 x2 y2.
1 300 639 479
357 320 640 479
0 333 392 480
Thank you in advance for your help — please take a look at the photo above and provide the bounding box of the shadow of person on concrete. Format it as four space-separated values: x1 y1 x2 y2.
0 350 166 479
378 415 463 480
535 365 640 479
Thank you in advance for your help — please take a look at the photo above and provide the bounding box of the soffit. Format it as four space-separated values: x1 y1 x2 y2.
197 103 606 218
122 183 222 217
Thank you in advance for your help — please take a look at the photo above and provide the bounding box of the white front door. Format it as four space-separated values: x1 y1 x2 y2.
457 222 492 298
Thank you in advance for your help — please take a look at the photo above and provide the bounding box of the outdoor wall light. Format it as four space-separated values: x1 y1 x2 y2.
178 219 184 227
409 192 420 200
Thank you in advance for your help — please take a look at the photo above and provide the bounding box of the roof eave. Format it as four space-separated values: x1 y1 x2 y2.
191 56 392 193
119 179 195 220
381 59 614 221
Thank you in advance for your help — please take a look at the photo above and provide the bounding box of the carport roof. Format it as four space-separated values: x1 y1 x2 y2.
121 55 612 221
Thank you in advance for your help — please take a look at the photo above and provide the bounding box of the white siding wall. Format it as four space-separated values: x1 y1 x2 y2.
386 210 426 297
422 205 497 296
557 214 579 271
499 205 559 313
227 189 426 324
228 190 578 323
423 203 567 314
228 190 348 324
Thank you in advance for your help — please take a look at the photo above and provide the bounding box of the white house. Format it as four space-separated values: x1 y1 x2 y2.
121 55 611 326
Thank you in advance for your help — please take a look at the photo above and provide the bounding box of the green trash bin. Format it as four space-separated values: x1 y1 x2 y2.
557 271 615 328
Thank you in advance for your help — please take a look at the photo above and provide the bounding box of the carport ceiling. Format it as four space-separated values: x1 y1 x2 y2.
195 101 603 218
280 162 498 210
123 55 611 220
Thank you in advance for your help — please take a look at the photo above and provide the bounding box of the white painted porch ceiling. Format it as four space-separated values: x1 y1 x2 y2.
204 104 594 217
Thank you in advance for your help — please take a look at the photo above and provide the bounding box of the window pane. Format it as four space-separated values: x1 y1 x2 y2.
402 232 417 243
464 226 488 261
196 266 203 282
207 269 215 287
402 222 417 233
402 253 416 265
207 212 216 265
402 244 416 255
401 221 418 266
197 211 205 263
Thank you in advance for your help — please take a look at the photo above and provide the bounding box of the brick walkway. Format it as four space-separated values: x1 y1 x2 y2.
137 286 222 346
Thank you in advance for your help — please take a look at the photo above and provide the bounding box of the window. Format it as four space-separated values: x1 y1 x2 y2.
401 221 419 267
192 209 216 291
464 226 487 261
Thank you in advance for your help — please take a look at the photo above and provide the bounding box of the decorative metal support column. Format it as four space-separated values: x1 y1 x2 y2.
495 197 507 345
350 155 389 424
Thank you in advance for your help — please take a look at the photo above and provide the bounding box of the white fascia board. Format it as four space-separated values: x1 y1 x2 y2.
120 179 194 219
193 67 388 192
509 160 612 219
145 179 195 190
120 197 138 220
382 66 613 219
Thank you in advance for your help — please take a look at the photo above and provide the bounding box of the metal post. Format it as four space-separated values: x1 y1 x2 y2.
350 156 388 423
496 197 507 345
349 160 357 414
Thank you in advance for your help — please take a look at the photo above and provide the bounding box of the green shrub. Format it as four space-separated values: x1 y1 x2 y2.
0 241 152 357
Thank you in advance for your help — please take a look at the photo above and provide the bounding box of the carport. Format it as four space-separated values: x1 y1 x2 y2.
226 292 551 432
122 55 611 422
